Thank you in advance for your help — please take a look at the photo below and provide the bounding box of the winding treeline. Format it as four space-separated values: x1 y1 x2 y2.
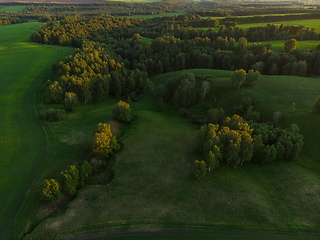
29 15 320 103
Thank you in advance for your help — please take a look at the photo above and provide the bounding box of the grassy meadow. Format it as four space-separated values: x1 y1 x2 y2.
0 5 26 12
0 22 74 240
236 19 320 32
21 69 320 239
119 11 187 19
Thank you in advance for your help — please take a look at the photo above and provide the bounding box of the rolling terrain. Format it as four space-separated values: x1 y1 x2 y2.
21 69 320 239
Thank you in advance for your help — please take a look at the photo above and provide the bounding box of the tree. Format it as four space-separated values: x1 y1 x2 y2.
92 123 120 159
206 108 225 125
172 73 196 107
283 38 297 53
64 92 79 111
199 81 210 104
193 160 207 180
42 179 62 202
231 69 246 90
314 95 320 112
244 70 260 86
158 97 166 111
238 37 247 51
273 111 282 125
79 161 92 187
206 149 220 172
155 60 163 74
59 165 79 195
112 100 132 123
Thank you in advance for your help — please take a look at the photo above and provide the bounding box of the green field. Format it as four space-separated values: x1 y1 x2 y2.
141 36 152 45
119 11 187 19
21 69 320 239
0 22 74 240
248 40 320 52
0 5 26 12
236 19 320 32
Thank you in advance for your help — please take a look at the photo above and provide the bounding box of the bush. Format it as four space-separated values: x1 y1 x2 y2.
43 108 65 121
112 100 132 123
314 95 320 112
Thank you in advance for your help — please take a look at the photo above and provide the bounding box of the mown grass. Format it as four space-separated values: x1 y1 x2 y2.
0 5 26 12
0 22 74 240
119 11 187 19
23 69 320 239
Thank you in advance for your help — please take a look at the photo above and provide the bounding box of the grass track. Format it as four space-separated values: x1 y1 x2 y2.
0 22 74 240
23 69 320 239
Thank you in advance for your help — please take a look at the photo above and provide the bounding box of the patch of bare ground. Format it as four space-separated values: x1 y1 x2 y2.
109 120 121 136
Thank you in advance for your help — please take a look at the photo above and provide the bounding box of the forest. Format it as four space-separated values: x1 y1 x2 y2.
1 1 320 240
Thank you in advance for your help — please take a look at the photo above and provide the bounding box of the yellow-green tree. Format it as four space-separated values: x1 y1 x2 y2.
283 38 297 53
92 123 120 159
42 179 62 202
112 100 132 123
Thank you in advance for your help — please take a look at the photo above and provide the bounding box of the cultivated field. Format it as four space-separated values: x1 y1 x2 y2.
21 69 320 239
0 22 74 240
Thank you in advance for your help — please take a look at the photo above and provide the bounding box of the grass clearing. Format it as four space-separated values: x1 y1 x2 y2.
236 19 320 32
0 5 26 12
141 37 152 45
249 40 320 52
0 22 74 240
119 11 187 19
23 69 320 239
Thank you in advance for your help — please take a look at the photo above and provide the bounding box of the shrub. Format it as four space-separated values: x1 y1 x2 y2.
43 108 65 121
112 100 132 123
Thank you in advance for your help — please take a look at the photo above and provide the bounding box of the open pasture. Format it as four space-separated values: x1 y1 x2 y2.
249 40 320 52
23 69 320 239
236 19 320 32
0 5 26 12
0 22 74 240
119 11 187 19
